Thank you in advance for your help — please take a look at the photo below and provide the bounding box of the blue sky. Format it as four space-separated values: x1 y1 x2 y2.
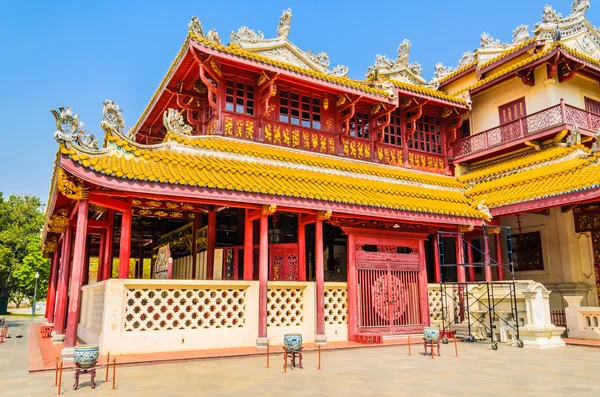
0 0 596 202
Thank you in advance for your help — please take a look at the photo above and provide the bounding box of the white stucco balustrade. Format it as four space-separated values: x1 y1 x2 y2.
564 295 600 340
78 279 348 355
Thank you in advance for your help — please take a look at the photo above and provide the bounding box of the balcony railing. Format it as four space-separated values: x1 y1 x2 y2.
453 99 600 158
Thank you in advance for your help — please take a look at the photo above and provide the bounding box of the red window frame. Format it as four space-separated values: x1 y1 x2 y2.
407 114 442 154
498 97 526 124
383 108 402 146
225 78 255 116
278 88 322 130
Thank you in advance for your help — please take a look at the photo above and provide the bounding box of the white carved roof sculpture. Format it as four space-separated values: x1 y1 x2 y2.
438 1 600 83
229 9 349 77
365 39 428 86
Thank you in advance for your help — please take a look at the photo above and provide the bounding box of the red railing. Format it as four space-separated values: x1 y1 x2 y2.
550 310 567 327
453 99 600 158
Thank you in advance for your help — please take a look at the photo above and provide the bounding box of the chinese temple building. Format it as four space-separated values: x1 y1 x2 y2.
42 1 600 358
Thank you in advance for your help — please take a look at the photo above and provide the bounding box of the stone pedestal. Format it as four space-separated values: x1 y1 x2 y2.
256 337 269 350
61 346 75 362
315 334 327 346
520 282 565 349
52 333 66 344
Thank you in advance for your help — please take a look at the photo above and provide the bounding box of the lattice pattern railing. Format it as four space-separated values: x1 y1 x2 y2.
267 288 304 327
452 102 600 157
324 287 348 325
123 287 246 332
428 287 444 322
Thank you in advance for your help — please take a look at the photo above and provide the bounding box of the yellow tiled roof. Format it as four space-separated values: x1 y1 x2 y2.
389 79 467 106
464 145 600 208
60 135 484 219
458 145 585 184
436 61 477 84
476 37 540 71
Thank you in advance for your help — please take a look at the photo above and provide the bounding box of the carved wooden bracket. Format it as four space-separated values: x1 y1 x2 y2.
257 71 279 126
457 225 474 233
404 99 429 136
57 169 89 200
191 50 221 117
371 104 397 143
516 68 535 86
445 109 463 146
338 94 361 137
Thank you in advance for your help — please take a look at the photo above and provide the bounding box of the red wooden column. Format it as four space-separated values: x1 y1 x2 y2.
46 248 60 323
102 209 114 280
433 235 441 283
495 233 504 281
418 239 431 327
346 233 357 341
257 208 269 347
483 232 493 282
118 199 132 279
206 209 217 280
53 225 73 337
191 213 201 279
243 209 254 280
298 214 306 281
315 218 326 343
456 233 466 283
96 231 106 282
467 237 475 282
64 199 90 349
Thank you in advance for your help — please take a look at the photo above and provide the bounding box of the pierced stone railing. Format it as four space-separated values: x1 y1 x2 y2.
564 296 600 340
453 99 600 158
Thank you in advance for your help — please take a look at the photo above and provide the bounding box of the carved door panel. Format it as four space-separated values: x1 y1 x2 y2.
499 97 527 141
356 248 423 335
269 244 299 281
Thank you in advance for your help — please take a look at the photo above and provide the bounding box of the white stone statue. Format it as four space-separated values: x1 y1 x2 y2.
277 8 292 38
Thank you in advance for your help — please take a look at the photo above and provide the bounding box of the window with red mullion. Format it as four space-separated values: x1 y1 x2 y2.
225 78 255 116
278 88 322 130
407 114 442 155
383 108 402 146
348 110 370 140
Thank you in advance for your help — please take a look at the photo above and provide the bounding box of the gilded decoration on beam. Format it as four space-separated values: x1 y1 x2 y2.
317 210 332 220
262 204 277 215
209 58 222 77
43 236 58 254
52 106 99 151
47 209 69 233
457 225 475 233
487 227 501 235
337 95 347 107
323 98 329 110
328 217 437 234
442 108 453 118
89 204 107 214
57 169 89 200
164 108 193 135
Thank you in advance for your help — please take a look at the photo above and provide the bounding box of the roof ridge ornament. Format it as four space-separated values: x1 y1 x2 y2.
566 126 582 147
164 108 193 136
476 199 493 221
277 8 292 38
188 16 204 37
230 26 265 45
100 99 131 140
51 106 99 151
512 24 531 44
365 39 426 86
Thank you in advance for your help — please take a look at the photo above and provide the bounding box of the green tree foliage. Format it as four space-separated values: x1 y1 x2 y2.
0 193 49 311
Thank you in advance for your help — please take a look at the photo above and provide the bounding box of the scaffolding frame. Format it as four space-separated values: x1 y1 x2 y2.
437 225 524 350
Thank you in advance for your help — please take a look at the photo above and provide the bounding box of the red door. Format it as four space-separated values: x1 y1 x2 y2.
269 244 299 281
498 97 527 142
356 249 423 335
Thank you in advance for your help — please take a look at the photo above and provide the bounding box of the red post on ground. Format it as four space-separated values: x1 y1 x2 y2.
315 218 325 337
483 233 493 282
206 209 217 280
112 358 116 389
456 234 466 283
65 200 90 348
58 360 63 395
297 215 306 281
283 347 287 373
46 249 60 323
431 340 434 359
191 214 201 280
346 233 357 341
258 211 269 339
467 237 475 282
102 209 114 280
433 235 441 284
54 356 59 386
243 209 254 281
105 352 110 381
454 335 459 357
54 225 72 335
317 344 322 370
266 344 270 368
495 233 504 281
119 199 132 279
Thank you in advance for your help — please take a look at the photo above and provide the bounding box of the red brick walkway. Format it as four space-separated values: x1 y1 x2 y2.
28 323 416 373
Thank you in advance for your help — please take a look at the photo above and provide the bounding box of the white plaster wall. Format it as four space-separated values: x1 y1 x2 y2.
553 74 600 108
500 208 598 309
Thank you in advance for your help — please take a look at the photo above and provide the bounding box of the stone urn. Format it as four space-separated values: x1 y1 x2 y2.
73 345 99 369
283 333 303 352
423 327 440 343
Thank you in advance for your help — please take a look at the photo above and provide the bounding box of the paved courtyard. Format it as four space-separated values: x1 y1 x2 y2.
1 317 599 396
